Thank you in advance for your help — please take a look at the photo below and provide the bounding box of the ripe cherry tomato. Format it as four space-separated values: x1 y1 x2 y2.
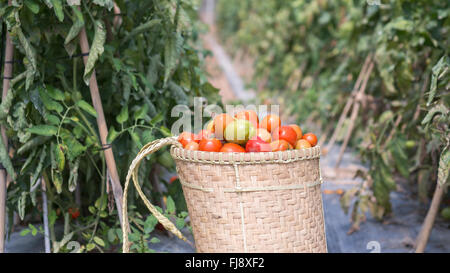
246 137 272 152
178 132 198 147
213 113 234 140
235 110 259 129
289 124 303 140
68 208 80 220
295 139 312 149
197 129 213 141
184 141 199 151
220 143 246 153
199 138 223 152
256 128 272 143
260 114 281 133
302 133 318 147
272 125 297 146
169 175 178 184
270 140 290 151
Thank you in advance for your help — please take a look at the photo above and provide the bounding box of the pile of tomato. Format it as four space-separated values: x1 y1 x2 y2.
178 110 318 153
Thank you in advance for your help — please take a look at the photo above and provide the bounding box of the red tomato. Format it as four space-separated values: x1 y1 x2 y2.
295 139 312 149
235 110 259 129
246 137 272 152
220 143 246 153
68 208 80 220
178 132 198 147
289 124 303 140
169 175 178 184
272 125 297 146
184 141 199 151
302 133 318 147
270 140 290 151
199 138 223 152
213 113 234 140
260 114 281 133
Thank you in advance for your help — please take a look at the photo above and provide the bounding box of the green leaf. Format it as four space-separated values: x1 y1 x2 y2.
18 192 27 220
116 105 129 124
16 28 36 90
20 229 30 236
39 87 63 113
133 104 148 121
68 158 80 192
175 217 185 229
83 21 106 85
427 55 449 106
107 229 117 243
17 136 51 155
86 243 95 251
150 237 160 244
166 196 176 214
438 147 450 186
160 126 172 137
31 148 47 189
25 0 40 14
77 100 97 117
0 134 16 180
121 19 161 44
164 34 182 86
107 126 119 144
51 0 64 22
168 82 188 105
28 125 58 136
150 112 163 125
60 129 86 161
65 6 84 47
46 86 65 101
93 236 105 247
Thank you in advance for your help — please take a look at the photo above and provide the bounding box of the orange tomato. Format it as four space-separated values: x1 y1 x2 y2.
213 113 234 140
260 114 281 133
289 124 303 140
184 141 199 151
169 175 178 184
256 128 272 143
178 132 198 148
295 139 312 149
197 129 213 141
302 133 318 147
199 138 223 152
220 143 246 153
235 110 259 129
272 125 297 146
270 140 290 151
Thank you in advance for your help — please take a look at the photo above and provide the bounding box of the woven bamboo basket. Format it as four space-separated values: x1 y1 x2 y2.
122 136 327 253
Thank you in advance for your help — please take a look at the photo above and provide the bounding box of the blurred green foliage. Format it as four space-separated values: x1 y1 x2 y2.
217 0 449 229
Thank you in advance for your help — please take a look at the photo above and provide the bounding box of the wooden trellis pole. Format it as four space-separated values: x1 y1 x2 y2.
415 183 447 252
0 1 14 252
334 59 374 168
325 53 373 154
78 27 124 227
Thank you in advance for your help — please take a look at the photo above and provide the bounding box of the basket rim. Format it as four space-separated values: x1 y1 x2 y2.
170 145 321 164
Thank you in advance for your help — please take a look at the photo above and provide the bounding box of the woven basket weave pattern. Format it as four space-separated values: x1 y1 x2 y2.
171 147 327 253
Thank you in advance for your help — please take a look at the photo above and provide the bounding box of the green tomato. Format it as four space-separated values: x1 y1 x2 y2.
224 119 256 145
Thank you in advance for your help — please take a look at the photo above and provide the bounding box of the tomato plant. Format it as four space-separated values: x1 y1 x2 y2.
0 0 220 252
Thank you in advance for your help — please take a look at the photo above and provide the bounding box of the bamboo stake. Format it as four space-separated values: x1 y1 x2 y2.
41 178 51 253
335 60 374 168
78 27 124 228
325 54 373 154
415 183 447 252
0 1 14 252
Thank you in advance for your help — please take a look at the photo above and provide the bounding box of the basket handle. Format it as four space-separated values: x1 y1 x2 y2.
122 136 192 253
